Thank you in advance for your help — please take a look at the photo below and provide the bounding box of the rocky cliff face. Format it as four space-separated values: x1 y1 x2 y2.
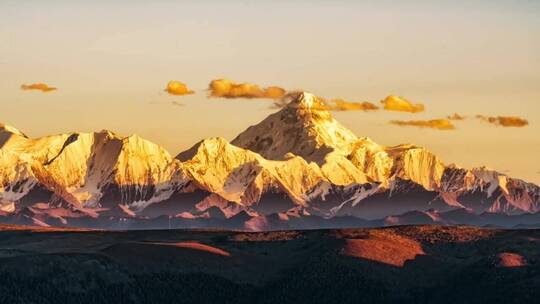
0 92 539 228
0 128 177 211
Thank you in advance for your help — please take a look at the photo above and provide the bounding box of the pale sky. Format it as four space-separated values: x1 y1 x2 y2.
1 0 539 183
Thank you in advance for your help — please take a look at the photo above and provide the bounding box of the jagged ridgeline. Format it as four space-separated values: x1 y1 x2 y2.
0 93 539 230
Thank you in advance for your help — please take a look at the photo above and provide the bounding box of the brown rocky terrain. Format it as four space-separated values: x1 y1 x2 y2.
1 224 539 303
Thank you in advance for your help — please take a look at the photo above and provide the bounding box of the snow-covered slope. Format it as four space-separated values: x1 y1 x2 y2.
0 123 27 148
176 137 323 211
231 92 370 185
440 165 540 214
0 129 179 210
232 92 358 163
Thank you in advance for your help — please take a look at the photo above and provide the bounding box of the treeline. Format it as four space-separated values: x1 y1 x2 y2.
1 253 538 304
0 271 254 304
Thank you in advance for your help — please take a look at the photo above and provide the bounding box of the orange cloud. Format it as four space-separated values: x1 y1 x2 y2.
381 95 424 113
331 99 379 111
20 83 57 93
390 119 455 130
476 115 528 127
165 81 194 96
447 113 466 120
270 95 379 113
209 79 286 100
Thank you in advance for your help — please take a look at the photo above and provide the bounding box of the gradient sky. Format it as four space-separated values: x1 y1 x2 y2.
1 0 539 183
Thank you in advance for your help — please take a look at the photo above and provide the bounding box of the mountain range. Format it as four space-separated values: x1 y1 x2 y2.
1 92 539 230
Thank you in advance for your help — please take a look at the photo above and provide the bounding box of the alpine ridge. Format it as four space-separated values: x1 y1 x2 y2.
1 92 539 230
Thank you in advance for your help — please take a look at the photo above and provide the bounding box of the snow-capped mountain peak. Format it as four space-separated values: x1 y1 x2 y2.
232 91 358 164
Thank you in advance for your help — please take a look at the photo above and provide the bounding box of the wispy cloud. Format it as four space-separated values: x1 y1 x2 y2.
447 113 466 120
381 95 424 113
165 80 194 96
476 115 529 127
171 101 184 107
20 83 57 93
390 119 455 130
271 95 379 113
330 99 379 111
208 79 286 100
